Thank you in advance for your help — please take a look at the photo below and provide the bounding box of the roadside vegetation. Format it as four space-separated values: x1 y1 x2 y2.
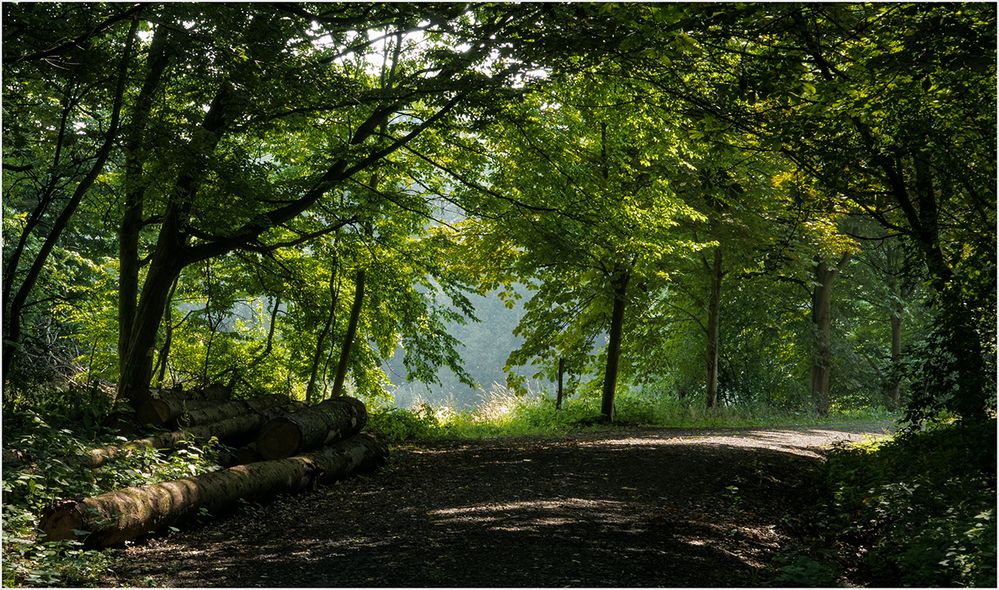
368 385 895 443
774 420 996 587
2 384 223 586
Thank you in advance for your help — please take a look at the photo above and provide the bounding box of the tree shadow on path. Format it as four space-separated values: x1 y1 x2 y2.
112 427 887 587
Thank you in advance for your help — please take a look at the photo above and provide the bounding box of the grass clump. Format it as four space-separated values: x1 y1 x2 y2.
369 385 897 443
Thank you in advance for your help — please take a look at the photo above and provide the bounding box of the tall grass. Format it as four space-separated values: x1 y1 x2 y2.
368 385 898 443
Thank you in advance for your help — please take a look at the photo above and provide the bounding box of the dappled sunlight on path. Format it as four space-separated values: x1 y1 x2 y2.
110 425 889 587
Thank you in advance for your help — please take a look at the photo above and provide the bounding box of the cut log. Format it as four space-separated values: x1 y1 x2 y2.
198 383 232 401
137 390 291 428
41 432 387 548
256 396 367 460
136 388 225 426
177 395 290 428
81 401 304 468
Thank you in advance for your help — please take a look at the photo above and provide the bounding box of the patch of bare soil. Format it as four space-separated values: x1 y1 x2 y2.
106 424 890 587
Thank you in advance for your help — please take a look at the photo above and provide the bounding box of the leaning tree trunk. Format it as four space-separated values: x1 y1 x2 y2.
256 396 367 460
42 432 387 548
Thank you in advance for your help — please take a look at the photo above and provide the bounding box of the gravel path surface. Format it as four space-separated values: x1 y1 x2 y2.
107 423 891 587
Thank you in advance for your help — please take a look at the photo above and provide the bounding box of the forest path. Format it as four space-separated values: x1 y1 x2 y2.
109 424 891 587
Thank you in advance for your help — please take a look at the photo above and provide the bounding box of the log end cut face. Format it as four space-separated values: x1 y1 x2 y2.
40 500 86 542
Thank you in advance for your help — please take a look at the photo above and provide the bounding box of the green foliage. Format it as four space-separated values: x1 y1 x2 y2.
781 421 997 587
368 404 449 443
369 384 896 443
1 395 223 587
770 554 843 587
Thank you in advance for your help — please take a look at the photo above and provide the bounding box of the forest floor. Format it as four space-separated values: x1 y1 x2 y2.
105 422 892 587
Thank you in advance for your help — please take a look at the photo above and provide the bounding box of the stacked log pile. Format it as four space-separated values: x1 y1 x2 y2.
41 389 386 548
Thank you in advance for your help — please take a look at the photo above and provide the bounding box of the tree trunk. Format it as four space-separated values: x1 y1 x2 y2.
256 396 367 460
600 267 630 423
135 386 235 426
120 245 186 412
887 311 902 409
42 432 387 548
307 259 339 403
117 21 266 411
810 255 847 416
120 24 171 380
556 358 565 410
706 247 723 408
331 269 365 397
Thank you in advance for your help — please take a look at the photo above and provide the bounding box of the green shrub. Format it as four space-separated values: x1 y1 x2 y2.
368 403 449 442
1 408 223 587
821 421 997 587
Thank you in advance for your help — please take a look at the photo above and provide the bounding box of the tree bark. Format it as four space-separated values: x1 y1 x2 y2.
176 395 295 428
810 255 848 416
84 400 305 467
119 23 171 379
705 247 723 409
42 432 387 548
331 269 365 397
136 390 290 426
256 396 367 460
556 358 565 410
600 267 630 423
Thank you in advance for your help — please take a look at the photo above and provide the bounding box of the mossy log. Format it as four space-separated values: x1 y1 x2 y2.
137 390 291 428
176 395 291 428
136 388 226 426
82 401 304 468
42 432 387 548
256 396 367 460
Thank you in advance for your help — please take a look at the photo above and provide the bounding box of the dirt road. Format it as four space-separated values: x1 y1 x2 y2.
108 424 890 587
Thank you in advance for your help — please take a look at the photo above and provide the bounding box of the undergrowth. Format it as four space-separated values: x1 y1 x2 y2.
368 386 896 443
1 385 223 587
772 419 997 587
